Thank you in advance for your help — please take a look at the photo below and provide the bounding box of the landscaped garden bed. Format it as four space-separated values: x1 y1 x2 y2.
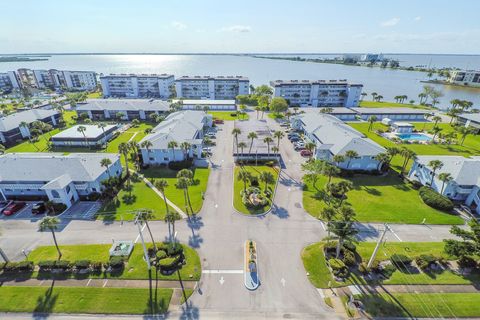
233 165 279 215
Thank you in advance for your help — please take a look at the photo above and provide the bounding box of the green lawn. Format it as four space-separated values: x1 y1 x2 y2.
303 172 463 224
359 100 433 110
0 286 172 314
97 177 171 221
87 91 103 99
357 293 480 318
208 111 249 121
141 167 210 215
348 122 480 172
233 165 280 215
28 243 201 281
267 112 285 120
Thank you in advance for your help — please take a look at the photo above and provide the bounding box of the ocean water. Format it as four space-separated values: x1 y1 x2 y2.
1 54 479 108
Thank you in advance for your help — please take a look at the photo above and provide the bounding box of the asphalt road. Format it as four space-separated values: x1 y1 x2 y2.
0 114 461 319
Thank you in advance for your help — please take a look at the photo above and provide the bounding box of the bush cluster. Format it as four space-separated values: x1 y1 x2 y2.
415 254 438 271
419 186 454 211
168 159 193 171
2 261 34 272
38 260 71 271
328 258 349 278
390 254 412 271
107 256 125 270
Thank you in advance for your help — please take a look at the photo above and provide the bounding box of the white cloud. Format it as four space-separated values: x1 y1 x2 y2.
171 21 187 30
414 16 422 21
380 17 400 27
220 25 252 33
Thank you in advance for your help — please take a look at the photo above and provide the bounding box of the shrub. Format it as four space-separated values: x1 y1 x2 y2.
342 250 357 267
409 180 423 190
265 161 275 167
390 254 412 270
156 250 167 260
419 186 454 211
328 258 348 278
343 242 357 253
458 256 477 269
415 255 437 271
52 203 67 214
158 255 184 272
55 260 71 270
166 243 184 256
369 260 382 273
91 261 103 272
74 260 91 270
4 261 34 272
382 264 397 279
38 260 56 271
168 159 193 171
107 256 125 269
358 262 369 274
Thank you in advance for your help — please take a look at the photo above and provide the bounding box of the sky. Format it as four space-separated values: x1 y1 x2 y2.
2 0 480 54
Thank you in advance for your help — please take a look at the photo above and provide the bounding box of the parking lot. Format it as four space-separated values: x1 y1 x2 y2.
0 201 100 221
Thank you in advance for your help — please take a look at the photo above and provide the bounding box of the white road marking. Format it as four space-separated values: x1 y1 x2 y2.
86 278 92 287
320 221 326 231
202 269 244 274
102 279 108 288
219 276 225 285
388 226 403 242
280 278 286 287
134 224 147 243
214 204 218 209
287 188 291 191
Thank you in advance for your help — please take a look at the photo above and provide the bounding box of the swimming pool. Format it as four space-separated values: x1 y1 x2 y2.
397 133 432 141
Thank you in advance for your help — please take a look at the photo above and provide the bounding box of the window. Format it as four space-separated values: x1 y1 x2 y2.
66 185 71 193
51 190 60 198
149 157 155 161
164 157 169 161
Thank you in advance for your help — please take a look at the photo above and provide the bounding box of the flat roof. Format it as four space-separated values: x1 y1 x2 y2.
459 113 480 123
100 73 173 79
174 99 236 105
177 75 249 81
270 79 361 86
77 99 171 112
51 124 117 139
234 120 276 155
351 107 431 115
392 122 414 127
0 109 59 132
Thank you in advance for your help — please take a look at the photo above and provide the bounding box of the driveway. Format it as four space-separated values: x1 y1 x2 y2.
60 201 101 220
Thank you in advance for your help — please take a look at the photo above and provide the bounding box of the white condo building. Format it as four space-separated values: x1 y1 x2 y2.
448 70 480 87
0 71 21 91
31 69 97 90
175 76 249 100
100 74 175 98
270 80 363 108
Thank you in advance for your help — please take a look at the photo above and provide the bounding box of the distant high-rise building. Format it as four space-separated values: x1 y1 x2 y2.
448 70 480 87
100 74 175 98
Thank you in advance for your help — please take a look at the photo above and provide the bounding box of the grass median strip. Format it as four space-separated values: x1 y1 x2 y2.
0 286 172 314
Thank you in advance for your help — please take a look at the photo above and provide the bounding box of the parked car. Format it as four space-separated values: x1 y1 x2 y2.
290 137 301 143
300 150 313 157
205 133 216 139
32 202 46 214
3 202 26 216
294 145 306 151
0 200 13 213
213 119 224 124
280 123 290 128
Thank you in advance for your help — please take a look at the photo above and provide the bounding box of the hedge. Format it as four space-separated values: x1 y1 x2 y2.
2 261 34 272
107 256 125 269
390 254 412 270
419 186 454 211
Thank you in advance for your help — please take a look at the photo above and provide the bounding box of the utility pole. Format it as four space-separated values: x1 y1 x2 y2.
367 223 390 269
134 214 151 270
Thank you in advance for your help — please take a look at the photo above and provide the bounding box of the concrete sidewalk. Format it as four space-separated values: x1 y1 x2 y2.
0 277 197 290
347 283 480 295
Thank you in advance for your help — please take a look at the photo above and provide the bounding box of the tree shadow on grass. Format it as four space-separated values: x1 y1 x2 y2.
33 280 58 316
178 270 200 320
144 268 170 316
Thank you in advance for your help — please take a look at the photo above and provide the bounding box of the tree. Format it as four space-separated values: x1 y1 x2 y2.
263 136 273 157
304 142 316 159
39 217 62 260
327 180 353 205
176 176 192 215
371 92 378 101
428 160 444 187
438 172 453 194
329 205 358 258
180 141 192 160
118 142 131 177
444 219 480 260
140 140 153 153
97 123 108 147
100 158 112 178
254 106 261 119
457 126 475 146
293 106 299 114
167 140 178 162
237 141 247 155
247 132 257 154
322 162 340 185
386 146 400 162
231 128 241 155
269 97 288 114
259 171 275 193
344 150 359 169
301 159 324 190
237 169 252 192
0 143 4 155
431 115 442 128
400 148 417 174
332 155 345 167
77 125 89 147
116 112 125 120
367 115 377 131
255 84 273 96
432 126 443 141
137 210 157 252
273 131 284 149
360 92 367 101
320 206 336 239
374 152 390 171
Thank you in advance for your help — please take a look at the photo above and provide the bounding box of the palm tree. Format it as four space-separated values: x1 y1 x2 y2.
180 141 192 160
360 92 367 101
167 140 178 162
137 210 157 252
177 169 194 212
431 115 442 128
319 206 336 239
371 92 378 101
19 121 30 139
305 142 316 159
330 219 357 259
322 163 340 185
263 137 273 157
0 143 5 155
247 132 257 154
332 154 345 167
140 140 153 154
386 146 400 162
432 126 443 141
100 158 112 178
374 152 390 171
118 142 131 177
154 179 170 214
238 141 247 155
273 131 285 149
428 160 444 187
457 127 474 146
97 123 108 147
254 106 261 119
344 150 359 169
231 128 241 155
259 171 275 193
438 172 452 194
39 217 62 260
77 125 88 147
176 177 192 215
400 148 417 174
367 116 377 131
237 170 252 192
293 106 299 114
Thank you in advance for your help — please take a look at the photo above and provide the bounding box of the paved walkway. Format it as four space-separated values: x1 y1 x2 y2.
0 277 197 290
347 283 480 295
